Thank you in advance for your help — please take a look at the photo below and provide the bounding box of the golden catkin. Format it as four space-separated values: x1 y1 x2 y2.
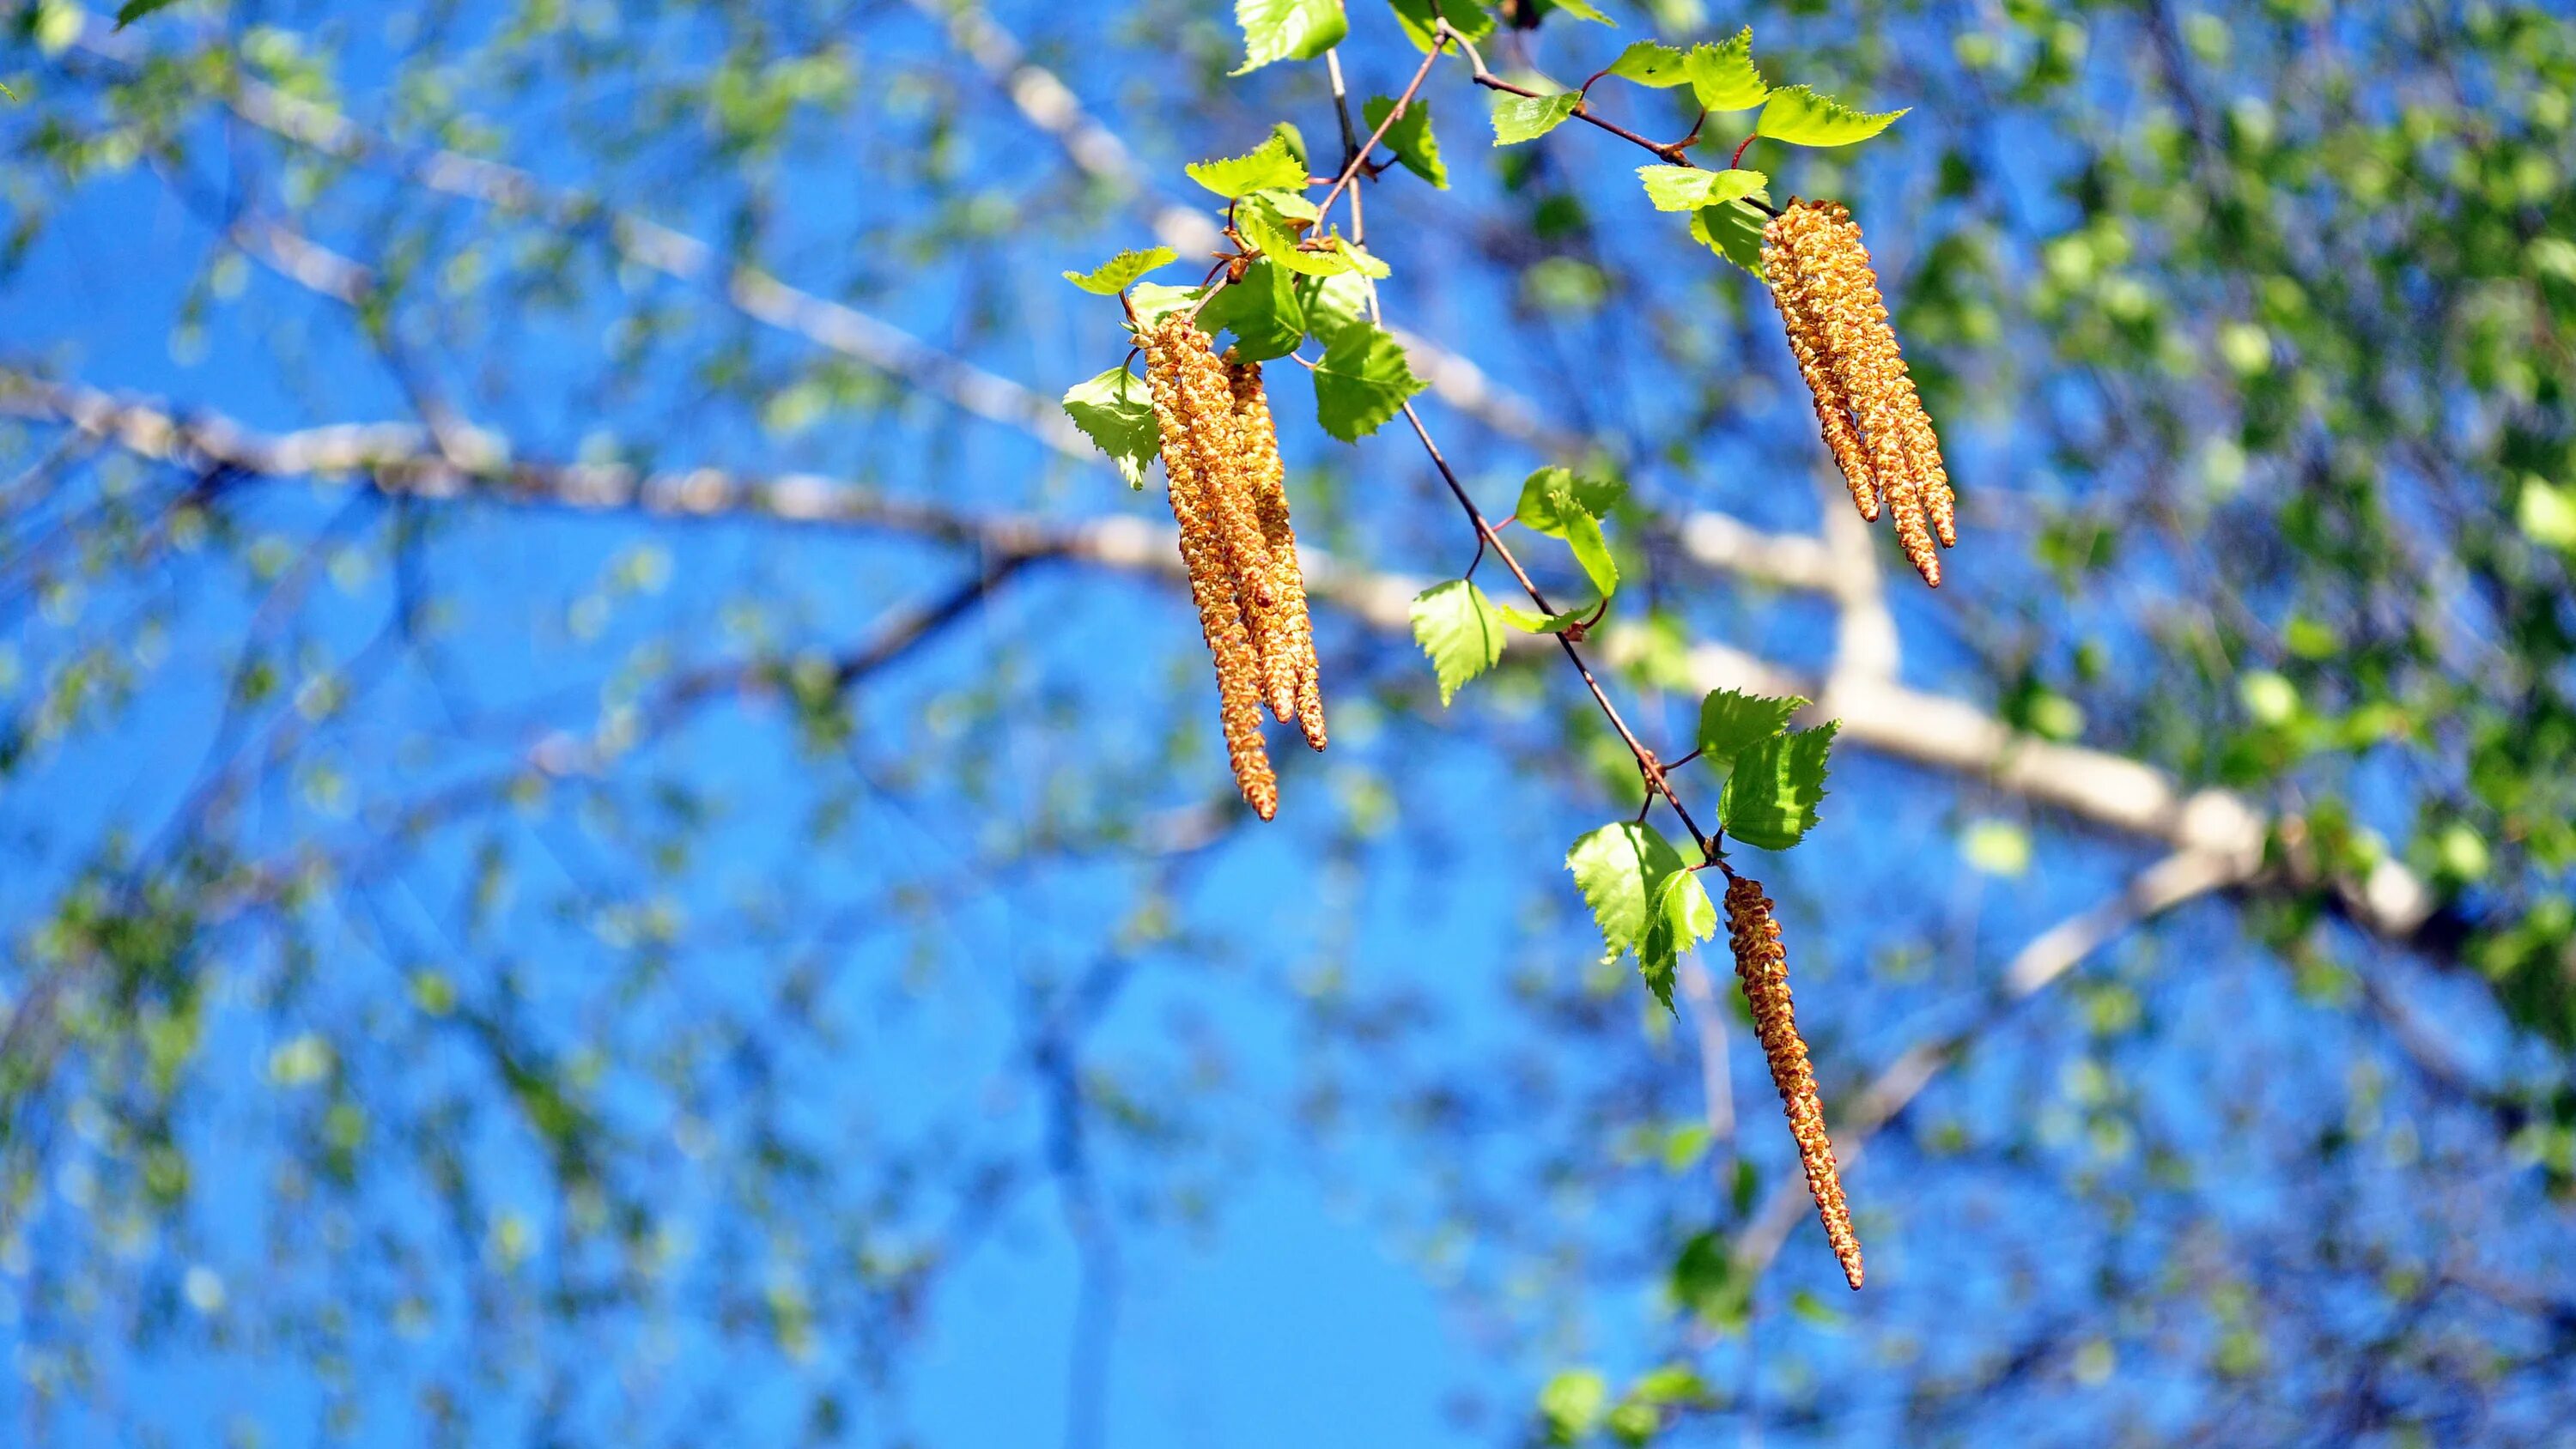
1156 322 1302 755
1143 318 1278 820
1724 873 1863 1291
1762 218 1880 523
1228 358 1327 752
1762 199 1955 588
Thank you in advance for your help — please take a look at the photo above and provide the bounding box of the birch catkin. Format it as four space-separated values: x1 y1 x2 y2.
1724 873 1863 1291
1227 357 1327 752
1762 199 1956 588
1143 317 1278 820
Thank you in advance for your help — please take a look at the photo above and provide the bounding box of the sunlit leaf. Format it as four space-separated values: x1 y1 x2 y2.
1233 0 1347 74
1492 90 1583 145
1720 722 1837 850
1686 28 1769 112
1061 246 1177 294
1755 84 1907 147
1311 318 1423 440
1696 688 1806 771
1409 579 1507 704
1060 367 1159 488
1637 165 1767 213
1186 134 1311 197
1362 94 1448 188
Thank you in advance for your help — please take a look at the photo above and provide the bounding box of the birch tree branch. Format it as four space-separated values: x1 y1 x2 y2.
0 371 2450 958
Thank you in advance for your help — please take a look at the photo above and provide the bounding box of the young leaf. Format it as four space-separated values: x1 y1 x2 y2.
1685 28 1769 112
1569 519 1619 596
1125 282 1206 328
1186 134 1312 198
1696 687 1807 771
1198 259 1306 362
1060 367 1160 489
1361 95 1448 189
1297 271 1371 346
1233 0 1348 75
1637 165 1768 213
1537 0 1613 23
1566 821 1691 961
1515 466 1624 596
1492 91 1583 146
1513 465 1625 532
1388 0 1493 50
1719 722 1838 851
1690 200 1769 278
1607 40 1691 87
1637 869 1719 1011
1492 598 1595 634
1237 200 1347 277
115 0 186 28
1409 579 1508 705
1328 236 1392 279
1754 85 1907 147
1270 120 1311 170
1312 320 1425 441
1061 246 1178 294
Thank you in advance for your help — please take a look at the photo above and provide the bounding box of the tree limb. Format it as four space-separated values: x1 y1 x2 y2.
0 370 2449 955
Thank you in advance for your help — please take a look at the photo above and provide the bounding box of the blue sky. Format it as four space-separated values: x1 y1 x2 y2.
6 2 2570 1446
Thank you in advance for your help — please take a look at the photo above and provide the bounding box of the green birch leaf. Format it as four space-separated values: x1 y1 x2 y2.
1514 465 1625 533
1125 282 1206 328
1537 0 1613 23
1492 598 1595 634
1637 166 1768 213
1492 91 1583 145
1754 85 1907 147
1720 722 1838 850
1409 579 1508 705
1362 95 1449 189
1187 135 1312 198
1515 465 1624 592
1269 120 1310 169
1198 259 1306 362
1061 246 1178 294
1637 869 1719 1012
1388 0 1492 49
1563 514 1619 595
115 0 187 28
1566 821 1691 961
1607 41 1692 87
1690 199 1770 278
1696 688 1807 771
1247 185 1321 223
1312 319 1423 440
1686 28 1770 112
1329 236 1391 279
1237 200 1347 277
1060 367 1159 489
1234 0 1348 75
1297 271 1372 345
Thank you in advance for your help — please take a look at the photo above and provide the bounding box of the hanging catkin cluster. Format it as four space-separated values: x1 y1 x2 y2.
1761 199 1956 589
1139 316 1327 819
1724 872 1863 1291
1229 357 1327 753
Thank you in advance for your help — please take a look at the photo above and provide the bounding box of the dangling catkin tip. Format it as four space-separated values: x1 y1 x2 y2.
1764 199 1957 591
1725 873 1863 1290
1145 318 1279 819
